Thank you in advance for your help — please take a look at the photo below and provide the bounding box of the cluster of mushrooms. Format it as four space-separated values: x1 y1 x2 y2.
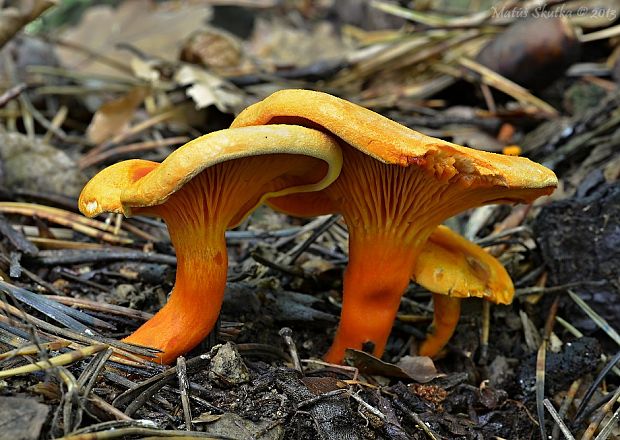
79 90 557 365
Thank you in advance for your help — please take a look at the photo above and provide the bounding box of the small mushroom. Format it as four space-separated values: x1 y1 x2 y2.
413 225 513 357
79 125 342 364
232 89 557 363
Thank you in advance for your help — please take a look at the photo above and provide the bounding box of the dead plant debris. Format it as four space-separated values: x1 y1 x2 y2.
0 1 618 439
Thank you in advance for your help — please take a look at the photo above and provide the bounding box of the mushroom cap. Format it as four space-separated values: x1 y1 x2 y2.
413 225 514 304
232 89 558 204
79 125 342 223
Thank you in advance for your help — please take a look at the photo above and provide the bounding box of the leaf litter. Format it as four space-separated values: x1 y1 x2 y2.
0 1 618 439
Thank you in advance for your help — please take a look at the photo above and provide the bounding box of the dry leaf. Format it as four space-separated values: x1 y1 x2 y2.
87 88 148 144
248 17 350 69
344 349 443 383
130 57 161 83
395 355 443 383
0 0 57 49
175 65 244 113
57 0 212 77
193 412 223 424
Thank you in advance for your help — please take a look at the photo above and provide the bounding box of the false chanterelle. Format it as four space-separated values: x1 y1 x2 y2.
232 89 557 363
79 125 342 364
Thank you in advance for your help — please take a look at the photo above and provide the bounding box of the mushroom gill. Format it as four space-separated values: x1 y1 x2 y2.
232 89 557 363
79 125 342 364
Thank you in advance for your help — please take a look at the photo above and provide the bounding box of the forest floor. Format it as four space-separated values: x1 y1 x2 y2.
0 1 618 439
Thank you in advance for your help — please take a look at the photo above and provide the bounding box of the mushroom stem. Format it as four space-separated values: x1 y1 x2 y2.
418 293 462 357
123 223 227 365
78 126 343 365
324 230 421 364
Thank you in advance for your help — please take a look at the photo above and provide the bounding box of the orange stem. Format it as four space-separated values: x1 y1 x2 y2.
418 293 462 357
123 224 227 364
324 231 421 364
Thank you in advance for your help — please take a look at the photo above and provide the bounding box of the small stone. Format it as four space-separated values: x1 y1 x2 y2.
0 129 86 197
487 356 513 389
208 342 249 386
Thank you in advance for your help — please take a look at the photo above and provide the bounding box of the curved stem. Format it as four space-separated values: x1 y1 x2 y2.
324 231 420 364
121 153 333 364
123 225 227 364
418 293 461 357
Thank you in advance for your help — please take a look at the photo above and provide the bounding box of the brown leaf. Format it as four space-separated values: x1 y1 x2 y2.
86 87 148 144
248 17 350 69
344 349 443 383
57 0 212 77
0 0 57 49
395 355 443 383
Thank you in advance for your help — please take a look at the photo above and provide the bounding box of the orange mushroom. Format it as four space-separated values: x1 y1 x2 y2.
232 89 557 363
79 126 342 364
414 225 513 356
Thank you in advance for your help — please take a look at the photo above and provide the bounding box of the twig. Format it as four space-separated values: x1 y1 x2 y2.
176 356 193 431
0 213 38 255
515 281 607 298
40 35 133 74
0 344 107 379
371 0 491 26
45 296 153 321
86 396 134 422
0 202 131 244
72 348 114 432
582 386 620 440
81 109 179 166
574 350 620 425
543 398 575 440
349 390 410 438
43 105 68 143
536 339 549 440
479 300 490 364
79 136 189 169
389 396 440 440
55 366 80 436
298 389 348 409
480 83 496 114
567 290 620 346
0 340 70 360
251 251 307 279
33 249 176 266
593 404 620 440
0 298 157 359
279 327 302 372
286 214 340 264
274 215 337 249
0 1 56 49
302 358 359 381
458 57 558 116
552 380 581 440
113 354 211 415
0 83 26 108
579 24 620 43
55 427 233 439
537 295 561 440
